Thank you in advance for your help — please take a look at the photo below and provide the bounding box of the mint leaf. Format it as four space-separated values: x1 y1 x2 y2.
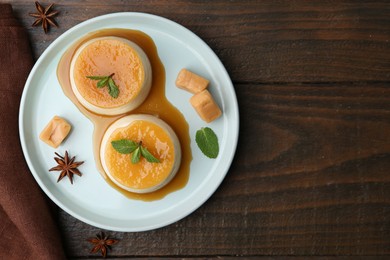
196 127 219 159
86 73 119 98
111 139 138 154
131 147 141 164
140 146 160 163
108 78 119 98
97 78 108 88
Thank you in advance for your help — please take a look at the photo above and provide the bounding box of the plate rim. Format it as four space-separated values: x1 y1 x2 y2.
19 12 239 231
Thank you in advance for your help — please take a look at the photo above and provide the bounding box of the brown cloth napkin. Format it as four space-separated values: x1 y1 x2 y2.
0 4 66 259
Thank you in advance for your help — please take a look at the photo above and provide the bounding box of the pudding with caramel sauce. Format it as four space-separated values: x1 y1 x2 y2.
57 29 191 201
70 36 152 115
100 114 181 193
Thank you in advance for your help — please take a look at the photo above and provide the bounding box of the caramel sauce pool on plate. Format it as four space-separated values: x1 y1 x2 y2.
57 29 192 201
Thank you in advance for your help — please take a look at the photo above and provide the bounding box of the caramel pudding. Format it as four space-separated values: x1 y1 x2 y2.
58 29 192 201
100 114 181 193
70 36 152 115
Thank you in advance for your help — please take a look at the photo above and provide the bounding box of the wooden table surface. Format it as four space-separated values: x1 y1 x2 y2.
5 0 390 258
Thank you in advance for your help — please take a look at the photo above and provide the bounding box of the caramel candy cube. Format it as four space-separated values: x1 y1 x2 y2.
175 69 209 94
39 116 71 148
190 89 222 123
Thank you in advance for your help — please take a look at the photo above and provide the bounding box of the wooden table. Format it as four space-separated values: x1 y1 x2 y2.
6 0 390 258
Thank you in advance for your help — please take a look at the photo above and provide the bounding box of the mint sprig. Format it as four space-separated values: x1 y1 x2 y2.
86 73 119 98
195 127 219 159
111 139 160 164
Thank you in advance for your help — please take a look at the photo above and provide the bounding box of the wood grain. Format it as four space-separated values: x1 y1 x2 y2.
6 0 390 83
59 83 390 258
1 0 389 258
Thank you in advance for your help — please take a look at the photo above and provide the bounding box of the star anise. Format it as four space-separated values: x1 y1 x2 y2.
87 232 119 258
49 151 84 184
29 1 59 34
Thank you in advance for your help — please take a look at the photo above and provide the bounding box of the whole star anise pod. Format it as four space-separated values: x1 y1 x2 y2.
29 1 59 33
49 151 84 184
87 232 119 258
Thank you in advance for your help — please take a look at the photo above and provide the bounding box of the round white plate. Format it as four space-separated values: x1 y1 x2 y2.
19 12 239 232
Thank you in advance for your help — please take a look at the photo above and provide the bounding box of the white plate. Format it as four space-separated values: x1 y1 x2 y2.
19 12 239 231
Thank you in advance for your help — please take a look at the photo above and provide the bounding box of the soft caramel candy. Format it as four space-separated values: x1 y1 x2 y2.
39 116 71 148
190 90 222 123
175 69 209 94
